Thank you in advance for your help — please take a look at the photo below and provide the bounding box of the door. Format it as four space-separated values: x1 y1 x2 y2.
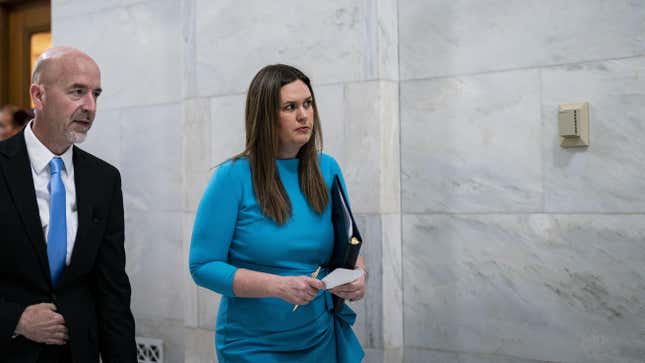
0 0 51 109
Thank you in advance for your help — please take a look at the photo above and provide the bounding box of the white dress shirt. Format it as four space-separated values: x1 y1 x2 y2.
24 122 78 265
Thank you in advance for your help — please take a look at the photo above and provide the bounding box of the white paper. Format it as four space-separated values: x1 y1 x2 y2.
322 268 364 290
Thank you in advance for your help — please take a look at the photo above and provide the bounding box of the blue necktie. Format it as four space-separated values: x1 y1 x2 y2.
47 157 67 286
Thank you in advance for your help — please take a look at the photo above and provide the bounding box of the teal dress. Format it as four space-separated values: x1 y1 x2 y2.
189 154 364 363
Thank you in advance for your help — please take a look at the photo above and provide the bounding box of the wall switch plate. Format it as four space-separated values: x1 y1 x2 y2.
558 102 589 147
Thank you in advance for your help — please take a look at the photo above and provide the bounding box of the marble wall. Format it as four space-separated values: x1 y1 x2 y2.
51 0 644 362
53 1 186 362
182 1 402 360
53 0 400 362
399 1 645 362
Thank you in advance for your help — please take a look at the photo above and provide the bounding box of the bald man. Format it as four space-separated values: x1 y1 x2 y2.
0 47 136 362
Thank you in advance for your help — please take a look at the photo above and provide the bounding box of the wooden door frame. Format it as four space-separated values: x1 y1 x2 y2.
0 5 9 106
0 0 50 108
20 23 49 106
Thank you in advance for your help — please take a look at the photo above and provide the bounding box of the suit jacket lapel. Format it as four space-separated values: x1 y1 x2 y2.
60 146 94 284
0 131 51 284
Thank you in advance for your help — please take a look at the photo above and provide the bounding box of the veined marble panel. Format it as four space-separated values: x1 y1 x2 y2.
136 317 185 363
399 0 645 79
183 212 199 328
353 213 402 354
184 98 212 213
126 210 183 322
52 0 182 109
344 81 400 215
185 327 217 363
378 82 400 215
184 98 211 174
209 94 245 166
401 71 542 214
120 103 182 212
374 0 398 81
352 214 383 348
542 57 645 213
197 286 221 330
52 0 148 19
79 108 122 169
403 214 645 363
182 0 198 100
381 213 403 349
194 1 376 96
404 348 552 363
312 83 346 168
364 347 403 363
185 171 212 214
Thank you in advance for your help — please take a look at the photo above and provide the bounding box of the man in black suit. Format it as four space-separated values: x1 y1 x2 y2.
0 46 136 362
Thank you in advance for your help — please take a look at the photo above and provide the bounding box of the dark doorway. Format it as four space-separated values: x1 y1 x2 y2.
0 0 51 109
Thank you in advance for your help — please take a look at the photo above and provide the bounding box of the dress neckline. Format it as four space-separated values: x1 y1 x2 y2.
276 157 299 173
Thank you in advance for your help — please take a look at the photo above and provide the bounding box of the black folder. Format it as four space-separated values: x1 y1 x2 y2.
329 174 363 312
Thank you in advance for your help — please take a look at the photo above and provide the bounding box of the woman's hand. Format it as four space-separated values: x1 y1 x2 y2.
329 266 367 302
274 275 326 305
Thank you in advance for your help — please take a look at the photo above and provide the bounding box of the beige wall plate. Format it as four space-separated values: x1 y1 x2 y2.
559 102 589 147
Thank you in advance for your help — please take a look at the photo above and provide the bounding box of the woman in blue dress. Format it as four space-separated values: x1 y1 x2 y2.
189 64 366 363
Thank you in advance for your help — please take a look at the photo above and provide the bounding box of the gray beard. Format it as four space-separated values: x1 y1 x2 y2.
65 130 87 144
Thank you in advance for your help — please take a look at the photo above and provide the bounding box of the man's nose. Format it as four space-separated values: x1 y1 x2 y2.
82 93 97 113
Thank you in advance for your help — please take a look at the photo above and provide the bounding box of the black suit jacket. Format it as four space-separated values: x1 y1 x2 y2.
0 130 137 363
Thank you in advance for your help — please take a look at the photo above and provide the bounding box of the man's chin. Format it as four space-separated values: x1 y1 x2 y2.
65 130 88 144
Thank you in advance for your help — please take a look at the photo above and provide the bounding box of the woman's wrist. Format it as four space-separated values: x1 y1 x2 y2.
268 274 285 299
356 265 368 281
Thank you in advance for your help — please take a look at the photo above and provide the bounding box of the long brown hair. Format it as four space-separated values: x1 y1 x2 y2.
235 64 328 225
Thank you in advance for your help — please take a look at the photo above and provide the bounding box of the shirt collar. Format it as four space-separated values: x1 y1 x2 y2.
24 120 74 176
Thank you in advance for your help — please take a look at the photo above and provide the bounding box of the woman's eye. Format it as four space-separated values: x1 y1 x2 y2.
304 100 312 108
284 104 294 111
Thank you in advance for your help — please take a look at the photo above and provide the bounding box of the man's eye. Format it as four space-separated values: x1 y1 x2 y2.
71 89 83 96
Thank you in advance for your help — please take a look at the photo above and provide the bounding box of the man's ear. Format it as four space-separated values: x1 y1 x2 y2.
30 84 45 111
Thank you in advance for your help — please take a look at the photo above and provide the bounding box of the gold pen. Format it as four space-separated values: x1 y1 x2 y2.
292 266 321 312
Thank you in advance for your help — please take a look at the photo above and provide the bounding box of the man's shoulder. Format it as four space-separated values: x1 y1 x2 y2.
0 129 27 158
73 146 120 176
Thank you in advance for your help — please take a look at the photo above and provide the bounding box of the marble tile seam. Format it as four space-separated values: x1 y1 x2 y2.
125 206 186 214
363 0 378 80
117 111 124 170
135 316 184 326
190 92 246 100
184 326 213 332
538 69 546 214
191 78 401 100
405 346 559 363
402 212 645 216
99 100 182 114
395 0 402 81
355 212 402 217
52 0 157 22
399 53 645 83
182 96 212 103
310 78 400 89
